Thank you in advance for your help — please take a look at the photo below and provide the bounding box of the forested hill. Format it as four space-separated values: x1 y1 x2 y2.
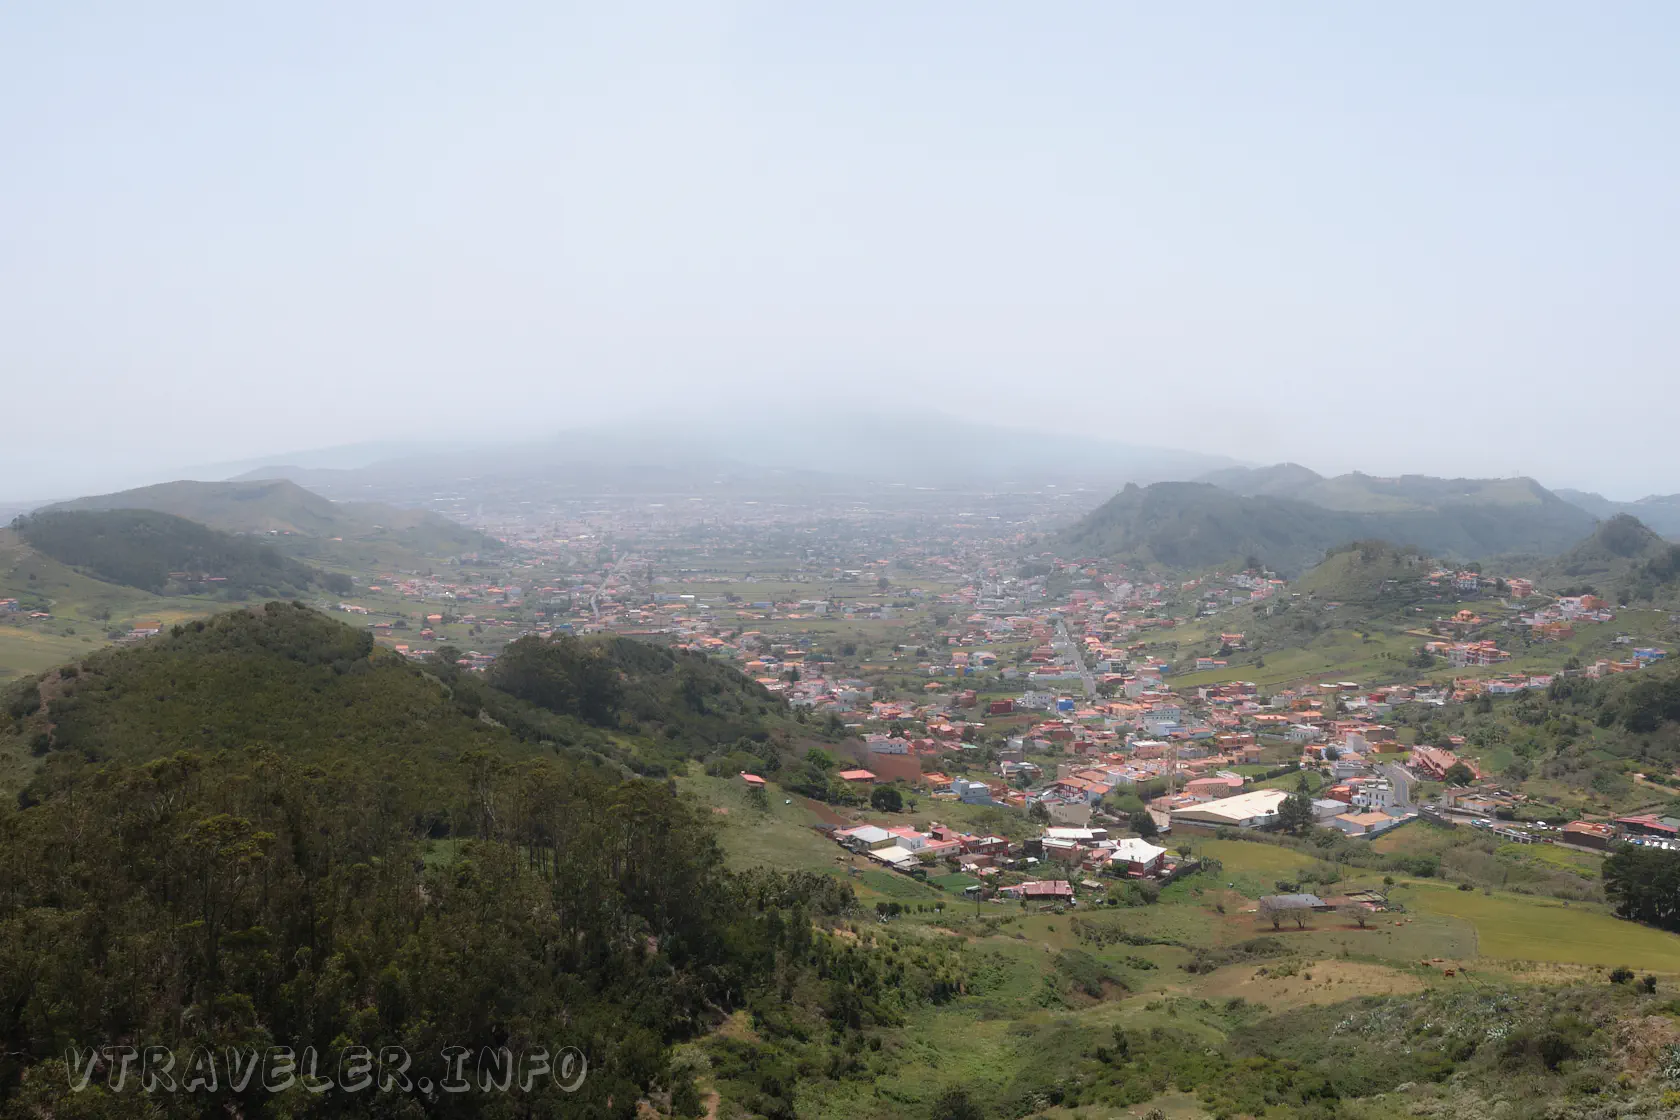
0 605 801 785
1542 513 1680 602
1054 482 1369 575
3 601 525 778
1056 480 1601 575
13 508 348 598
0 603 862 1115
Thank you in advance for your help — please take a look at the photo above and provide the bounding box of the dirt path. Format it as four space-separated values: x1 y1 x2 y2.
803 797 851 827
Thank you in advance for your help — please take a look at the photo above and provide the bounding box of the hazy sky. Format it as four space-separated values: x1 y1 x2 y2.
4 2 1677 499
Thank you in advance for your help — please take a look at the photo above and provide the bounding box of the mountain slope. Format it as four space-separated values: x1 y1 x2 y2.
0 603 846 1115
235 413 1241 501
1541 514 1680 601
13 509 343 599
1058 480 1599 574
3 602 510 773
0 526 178 620
1202 465 1596 518
1555 489 1680 538
1194 462 1325 497
45 478 498 556
1055 482 1369 574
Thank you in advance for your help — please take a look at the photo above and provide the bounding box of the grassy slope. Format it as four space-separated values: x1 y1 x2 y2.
720 823 1680 1116
0 527 228 677
1407 880 1680 970
690 782 1680 975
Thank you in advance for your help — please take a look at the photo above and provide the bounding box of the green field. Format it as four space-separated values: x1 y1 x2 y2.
0 626 98 678
1408 881 1680 970
1193 837 1318 876
0 528 236 676
1169 629 1419 691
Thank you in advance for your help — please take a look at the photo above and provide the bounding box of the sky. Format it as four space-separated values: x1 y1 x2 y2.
3 2 1678 500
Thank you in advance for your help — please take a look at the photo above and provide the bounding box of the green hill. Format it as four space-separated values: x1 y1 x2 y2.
0 603 854 1115
1556 489 1680 538
0 526 177 619
13 509 343 599
1059 479 1599 575
2 602 517 777
1293 540 1440 605
1541 513 1680 601
44 478 500 558
0 526 224 679
7 606 1680 1118
1055 482 1364 575
1201 465 1591 516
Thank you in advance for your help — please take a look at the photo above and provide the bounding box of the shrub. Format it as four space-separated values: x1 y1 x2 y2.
930 1086 985 1120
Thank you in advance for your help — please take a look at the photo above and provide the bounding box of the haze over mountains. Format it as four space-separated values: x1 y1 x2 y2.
1552 491 1680 539
231 414 1239 501
1057 474 1603 575
14 420 1680 587
14 509 343 599
41 478 500 558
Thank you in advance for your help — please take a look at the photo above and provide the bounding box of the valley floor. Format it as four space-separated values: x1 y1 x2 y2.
685 768 1680 1119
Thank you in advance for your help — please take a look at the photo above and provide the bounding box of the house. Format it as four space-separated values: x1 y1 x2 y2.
1168 788 1290 829
1616 814 1680 839
951 778 993 805
1349 779 1397 813
1559 820 1617 851
1311 799 1350 821
837 769 877 784
1185 775 1244 798
1108 837 1167 875
1044 826 1109 844
1331 811 1396 836
886 826 928 850
837 825 896 850
999 880 1074 900
1410 745 1476 781
1041 837 1083 863
867 845 922 869
739 772 767 790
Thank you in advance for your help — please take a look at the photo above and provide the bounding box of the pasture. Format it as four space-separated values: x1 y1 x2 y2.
1407 881 1680 970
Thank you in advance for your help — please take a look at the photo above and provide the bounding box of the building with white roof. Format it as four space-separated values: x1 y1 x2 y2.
1168 788 1291 829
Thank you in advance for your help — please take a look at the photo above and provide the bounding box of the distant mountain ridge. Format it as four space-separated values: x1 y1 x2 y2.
1056 479 1599 575
1201 463 1680 542
43 479 499 556
1197 464 1576 513
1553 490 1680 538
228 414 1241 500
